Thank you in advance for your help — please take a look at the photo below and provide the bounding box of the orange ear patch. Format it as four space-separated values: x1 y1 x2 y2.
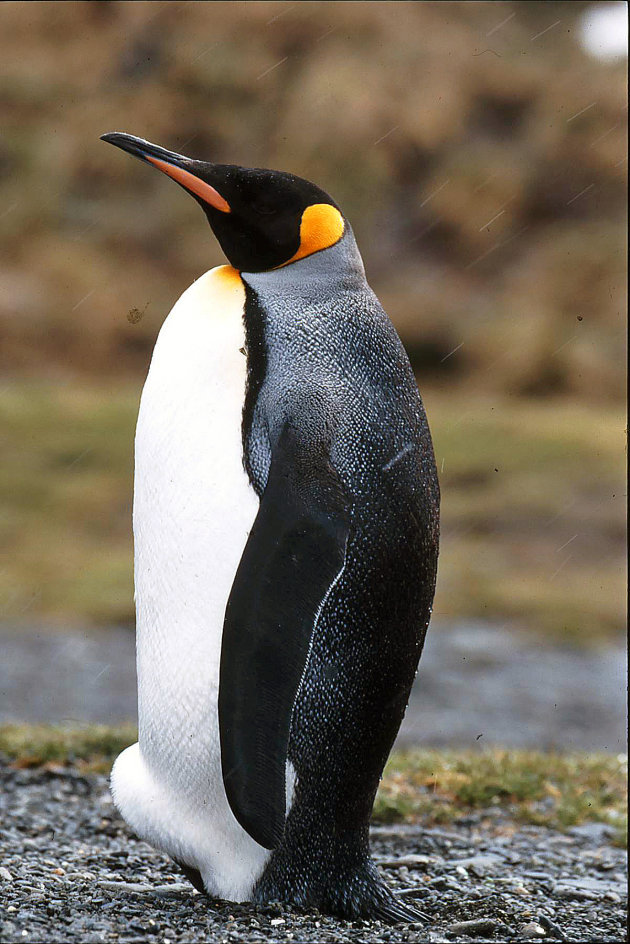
279 204 345 267
145 156 231 213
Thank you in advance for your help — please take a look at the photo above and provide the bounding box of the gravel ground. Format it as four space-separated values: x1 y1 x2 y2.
0 763 626 943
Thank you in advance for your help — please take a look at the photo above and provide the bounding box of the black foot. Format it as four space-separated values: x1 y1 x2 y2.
255 852 427 923
374 893 427 924
172 857 206 894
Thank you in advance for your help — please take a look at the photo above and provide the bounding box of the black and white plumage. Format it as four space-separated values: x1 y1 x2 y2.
102 133 439 921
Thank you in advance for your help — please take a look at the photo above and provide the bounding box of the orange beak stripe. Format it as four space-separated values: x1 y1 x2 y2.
146 156 231 213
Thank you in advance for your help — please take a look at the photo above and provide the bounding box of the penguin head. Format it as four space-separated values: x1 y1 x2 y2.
101 133 345 273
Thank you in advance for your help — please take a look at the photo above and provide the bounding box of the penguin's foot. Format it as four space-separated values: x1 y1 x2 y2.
372 892 428 924
171 857 206 895
254 854 426 924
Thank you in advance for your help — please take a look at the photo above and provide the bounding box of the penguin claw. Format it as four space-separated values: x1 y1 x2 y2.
373 893 428 924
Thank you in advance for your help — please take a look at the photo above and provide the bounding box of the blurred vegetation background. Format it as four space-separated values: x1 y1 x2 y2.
1 1 626 644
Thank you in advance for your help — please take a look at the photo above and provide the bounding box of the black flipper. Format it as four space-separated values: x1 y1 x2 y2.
219 413 350 850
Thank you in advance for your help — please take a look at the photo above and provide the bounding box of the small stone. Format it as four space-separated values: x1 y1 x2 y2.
537 914 565 940
0 867 13 882
270 917 285 926
513 885 532 897
455 865 469 879
605 891 621 902
448 918 502 936
428 876 449 889
568 823 613 841
377 854 431 869
553 884 597 901
520 922 546 938
453 854 503 876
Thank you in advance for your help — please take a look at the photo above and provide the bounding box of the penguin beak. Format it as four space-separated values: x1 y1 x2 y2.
100 132 231 213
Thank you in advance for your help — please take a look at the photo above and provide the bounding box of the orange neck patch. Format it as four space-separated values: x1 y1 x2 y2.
212 264 242 286
193 265 245 320
278 203 345 268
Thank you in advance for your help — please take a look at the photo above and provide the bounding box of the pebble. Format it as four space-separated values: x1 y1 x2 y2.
568 823 614 841
448 917 503 935
512 885 531 897
520 922 546 938
552 885 598 901
377 855 431 869
0 867 14 882
452 853 503 876
537 914 565 940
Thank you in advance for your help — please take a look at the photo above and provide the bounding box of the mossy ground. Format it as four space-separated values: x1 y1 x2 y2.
377 748 627 848
0 724 626 847
1 382 625 643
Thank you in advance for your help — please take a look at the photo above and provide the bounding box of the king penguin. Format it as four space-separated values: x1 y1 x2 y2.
101 132 439 922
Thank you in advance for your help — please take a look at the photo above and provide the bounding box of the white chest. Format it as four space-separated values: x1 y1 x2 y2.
111 267 271 900
133 266 259 785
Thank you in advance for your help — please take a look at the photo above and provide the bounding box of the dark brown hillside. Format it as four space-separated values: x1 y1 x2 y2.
0 1 626 400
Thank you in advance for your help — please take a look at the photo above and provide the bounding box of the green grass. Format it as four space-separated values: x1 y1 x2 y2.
1 381 626 642
1 382 138 624
1 724 626 844
0 723 137 774
377 749 627 846
426 391 626 645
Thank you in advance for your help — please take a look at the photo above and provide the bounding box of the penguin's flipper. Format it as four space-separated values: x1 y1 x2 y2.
219 415 350 851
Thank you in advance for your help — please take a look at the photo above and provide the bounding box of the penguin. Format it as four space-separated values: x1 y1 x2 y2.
101 132 439 922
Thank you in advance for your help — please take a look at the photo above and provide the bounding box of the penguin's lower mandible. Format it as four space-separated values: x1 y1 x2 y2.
102 132 440 922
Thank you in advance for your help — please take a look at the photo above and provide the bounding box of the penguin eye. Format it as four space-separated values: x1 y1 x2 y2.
251 200 277 217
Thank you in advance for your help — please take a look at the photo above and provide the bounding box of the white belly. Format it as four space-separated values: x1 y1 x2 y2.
110 267 270 899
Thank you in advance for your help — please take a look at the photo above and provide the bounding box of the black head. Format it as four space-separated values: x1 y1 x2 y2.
101 133 345 272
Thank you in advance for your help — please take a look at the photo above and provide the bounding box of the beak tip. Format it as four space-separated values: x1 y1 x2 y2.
100 132 127 150
98 133 227 211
